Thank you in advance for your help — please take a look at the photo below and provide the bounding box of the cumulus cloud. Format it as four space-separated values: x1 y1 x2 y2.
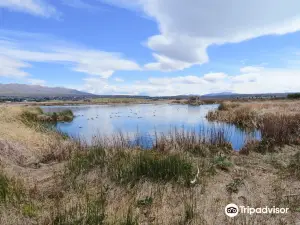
144 53 193 71
77 66 300 96
0 32 141 79
106 0 300 71
0 0 58 17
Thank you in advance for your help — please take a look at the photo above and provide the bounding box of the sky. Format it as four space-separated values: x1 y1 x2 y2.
1 0 300 96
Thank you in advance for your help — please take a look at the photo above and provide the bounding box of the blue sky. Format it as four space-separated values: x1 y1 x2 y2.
1 0 300 96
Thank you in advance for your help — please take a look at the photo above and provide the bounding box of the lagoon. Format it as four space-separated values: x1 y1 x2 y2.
42 104 261 150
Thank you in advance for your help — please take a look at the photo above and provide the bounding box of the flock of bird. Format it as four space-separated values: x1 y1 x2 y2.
75 109 161 128
75 107 190 123
60 106 191 130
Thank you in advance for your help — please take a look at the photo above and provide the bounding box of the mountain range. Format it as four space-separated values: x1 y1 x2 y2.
0 84 91 97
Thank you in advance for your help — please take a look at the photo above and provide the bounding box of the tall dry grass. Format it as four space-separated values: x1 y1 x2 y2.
207 100 300 152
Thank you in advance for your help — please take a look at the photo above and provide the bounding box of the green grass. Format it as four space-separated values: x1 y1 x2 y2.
111 151 194 185
56 110 74 122
65 146 106 187
212 155 232 171
0 173 24 205
22 203 38 218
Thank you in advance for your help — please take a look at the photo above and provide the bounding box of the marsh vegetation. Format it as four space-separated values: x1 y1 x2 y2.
0 103 300 224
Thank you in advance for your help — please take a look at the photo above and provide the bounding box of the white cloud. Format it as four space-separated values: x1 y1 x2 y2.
62 0 105 11
0 32 141 79
148 75 207 86
144 53 193 71
0 0 58 17
0 56 30 78
107 0 300 71
78 66 300 96
240 66 263 73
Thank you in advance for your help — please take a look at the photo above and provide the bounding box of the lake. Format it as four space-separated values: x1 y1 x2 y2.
42 104 261 150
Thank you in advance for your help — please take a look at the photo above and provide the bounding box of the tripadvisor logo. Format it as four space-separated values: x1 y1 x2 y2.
225 203 289 217
225 203 239 217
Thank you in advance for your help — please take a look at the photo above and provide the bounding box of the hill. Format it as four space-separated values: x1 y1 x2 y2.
0 84 92 97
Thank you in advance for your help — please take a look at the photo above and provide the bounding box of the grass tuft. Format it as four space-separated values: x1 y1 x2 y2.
111 151 194 185
0 173 24 205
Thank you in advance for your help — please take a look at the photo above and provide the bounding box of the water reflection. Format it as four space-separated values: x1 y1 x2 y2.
42 104 261 150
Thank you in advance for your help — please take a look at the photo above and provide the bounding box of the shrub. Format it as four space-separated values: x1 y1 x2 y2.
187 96 202 105
20 108 74 126
287 93 300 99
57 110 74 122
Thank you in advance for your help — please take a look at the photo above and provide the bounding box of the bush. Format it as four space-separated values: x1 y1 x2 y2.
287 93 300 99
187 96 202 105
20 108 74 126
57 110 74 122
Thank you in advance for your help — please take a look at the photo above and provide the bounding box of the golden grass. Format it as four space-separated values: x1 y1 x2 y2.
0 106 69 158
207 100 300 126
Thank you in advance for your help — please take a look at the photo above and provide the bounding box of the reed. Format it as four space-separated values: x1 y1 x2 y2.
110 151 194 185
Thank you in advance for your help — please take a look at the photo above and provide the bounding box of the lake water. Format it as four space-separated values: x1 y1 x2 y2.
42 104 261 150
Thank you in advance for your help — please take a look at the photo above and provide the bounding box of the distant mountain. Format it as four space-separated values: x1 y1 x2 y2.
201 92 235 97
0 84 92 97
